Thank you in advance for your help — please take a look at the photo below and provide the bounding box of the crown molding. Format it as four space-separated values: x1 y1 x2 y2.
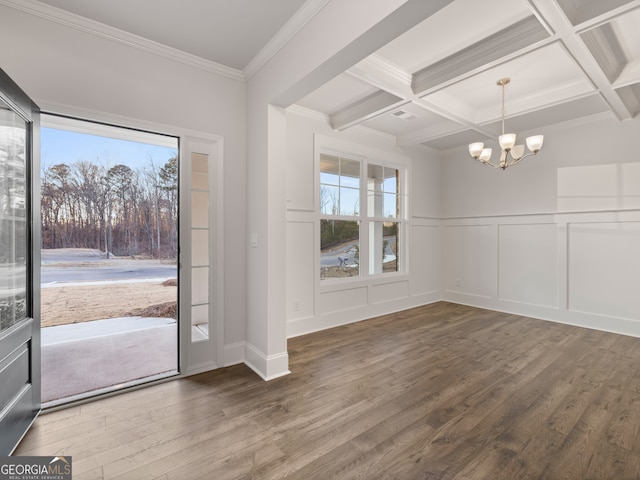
286 104 330 124
0 0 244 82
359 54 413 87
243 0 331 81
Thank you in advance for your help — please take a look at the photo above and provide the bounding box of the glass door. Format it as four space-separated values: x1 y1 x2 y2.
0 68 40 455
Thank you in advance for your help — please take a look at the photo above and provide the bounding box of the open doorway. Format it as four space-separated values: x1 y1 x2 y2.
40 114 179 407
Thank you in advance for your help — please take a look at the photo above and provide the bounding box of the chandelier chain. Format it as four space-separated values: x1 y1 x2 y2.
500 82 506 135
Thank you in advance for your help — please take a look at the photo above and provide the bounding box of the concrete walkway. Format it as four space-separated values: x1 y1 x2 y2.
42 316 176 344
41 317 178 406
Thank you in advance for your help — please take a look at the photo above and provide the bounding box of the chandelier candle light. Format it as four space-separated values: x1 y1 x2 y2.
469 78 544 170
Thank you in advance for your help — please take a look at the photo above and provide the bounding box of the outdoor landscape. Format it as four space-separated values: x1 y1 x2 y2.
39 122 180 404
40 153 178 327
41 249 176 328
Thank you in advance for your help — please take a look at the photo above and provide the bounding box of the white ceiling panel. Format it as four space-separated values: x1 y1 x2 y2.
613 8 640 59
422 43 596 125
607 7 640 88
374 0 532 74
360 103 461 138
481 94 612 135
555 0 637 25
422 129 483 151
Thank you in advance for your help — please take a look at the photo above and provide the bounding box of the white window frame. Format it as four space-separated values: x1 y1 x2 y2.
317 142 408 285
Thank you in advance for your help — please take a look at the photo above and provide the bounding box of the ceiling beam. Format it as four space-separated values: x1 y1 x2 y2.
411 16 549 95
329 91 408 131
270 0 455 107
528 0 633 120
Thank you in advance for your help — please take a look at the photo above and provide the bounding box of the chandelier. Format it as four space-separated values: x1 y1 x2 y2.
468 78 543 170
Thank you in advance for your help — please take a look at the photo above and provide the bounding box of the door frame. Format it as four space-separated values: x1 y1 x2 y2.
35 104 224 396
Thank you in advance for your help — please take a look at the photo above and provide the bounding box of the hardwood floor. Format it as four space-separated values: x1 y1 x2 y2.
15 302 640 479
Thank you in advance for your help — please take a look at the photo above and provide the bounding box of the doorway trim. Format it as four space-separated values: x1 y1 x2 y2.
37 101 225 394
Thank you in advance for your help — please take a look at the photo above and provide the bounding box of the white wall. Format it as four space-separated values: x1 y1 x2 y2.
285 110 442 337
0 5 247 365
245 0 455 379
440 114 640 336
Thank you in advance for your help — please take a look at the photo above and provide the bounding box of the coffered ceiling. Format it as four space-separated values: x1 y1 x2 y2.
296 0 640 150
24 0 640 151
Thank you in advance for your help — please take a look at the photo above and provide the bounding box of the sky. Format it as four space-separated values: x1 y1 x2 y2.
41 127 178 171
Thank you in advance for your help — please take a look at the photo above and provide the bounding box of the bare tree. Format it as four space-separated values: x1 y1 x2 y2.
41 157 178 260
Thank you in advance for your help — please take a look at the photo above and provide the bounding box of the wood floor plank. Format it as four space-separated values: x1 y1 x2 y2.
14 302 640 479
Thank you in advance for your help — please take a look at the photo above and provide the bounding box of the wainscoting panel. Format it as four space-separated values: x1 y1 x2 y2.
410 223 441 297
442 211 640 338
443 224 495 298
286 220 316 320
498 223 558 307
371 280 409 304
318 286 369 315
568 221 640 321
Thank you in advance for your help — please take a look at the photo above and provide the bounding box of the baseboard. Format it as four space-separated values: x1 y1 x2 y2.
182 361 219 377
223 342 245 367
287 292 442 338
244 342 291 381
443 293 640 339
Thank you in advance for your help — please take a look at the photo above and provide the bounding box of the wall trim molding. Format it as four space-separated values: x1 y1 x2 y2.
442 207 640 221
0 0 244 82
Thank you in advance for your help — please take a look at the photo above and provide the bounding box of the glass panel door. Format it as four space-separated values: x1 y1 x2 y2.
0 68 40 455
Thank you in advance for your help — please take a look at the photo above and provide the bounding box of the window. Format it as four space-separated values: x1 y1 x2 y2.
320 152 404 281
367 164 400 275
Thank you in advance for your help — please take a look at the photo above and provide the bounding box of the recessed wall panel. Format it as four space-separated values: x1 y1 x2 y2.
286 221 315 318
371 280 409 304
319 287 368 315
498 224 558 307
569 222 640 320
410 224 440 296
622 162 640 209
444 224 494 298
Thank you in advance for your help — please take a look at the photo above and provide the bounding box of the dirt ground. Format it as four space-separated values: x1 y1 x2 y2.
41 281 177 328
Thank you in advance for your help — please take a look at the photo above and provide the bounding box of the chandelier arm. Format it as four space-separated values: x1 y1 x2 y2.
481 161 500 169
508 151 538 167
